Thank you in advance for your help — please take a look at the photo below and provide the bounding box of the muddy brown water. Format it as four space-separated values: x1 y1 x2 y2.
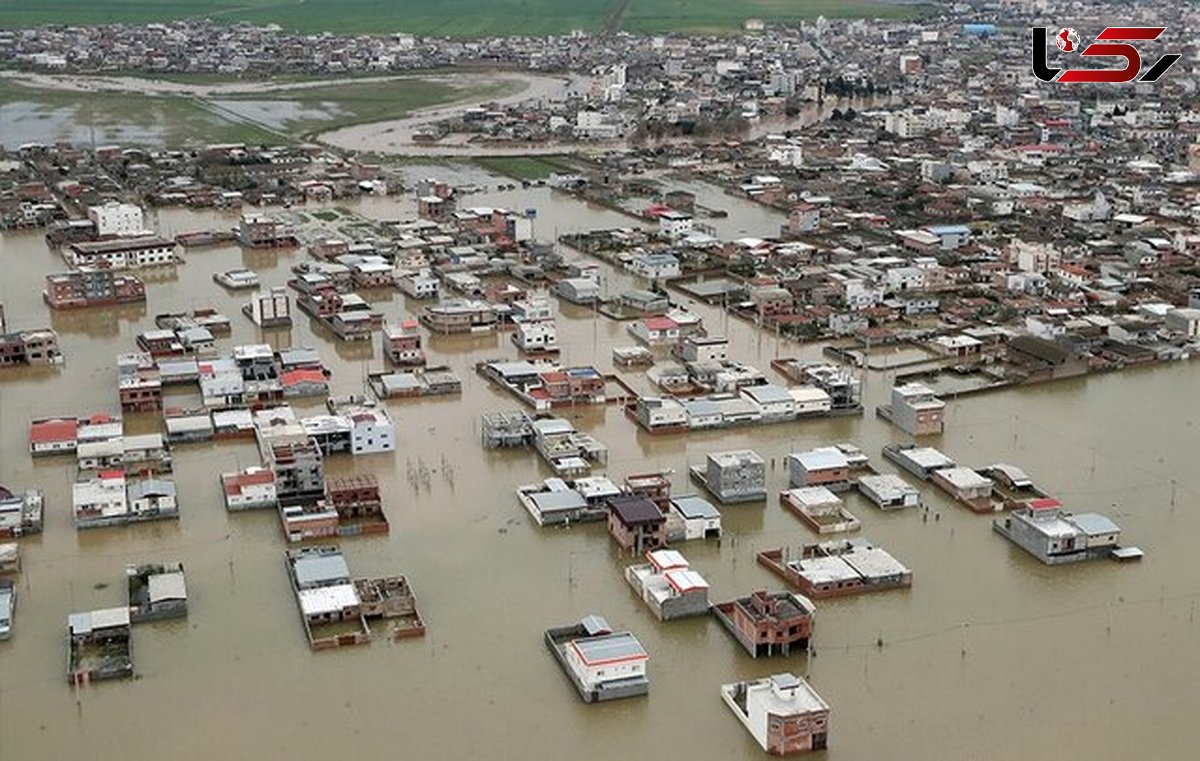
0 186 1198 760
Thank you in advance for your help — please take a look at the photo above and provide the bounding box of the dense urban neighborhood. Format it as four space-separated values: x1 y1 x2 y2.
0 1 1198 760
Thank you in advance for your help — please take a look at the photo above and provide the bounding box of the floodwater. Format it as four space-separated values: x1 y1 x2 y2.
208 100 350 131
1 180 1199 761
0 102 178 149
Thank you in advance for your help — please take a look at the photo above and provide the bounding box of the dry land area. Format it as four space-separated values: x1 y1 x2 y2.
0 0 933 35
474 155 584 181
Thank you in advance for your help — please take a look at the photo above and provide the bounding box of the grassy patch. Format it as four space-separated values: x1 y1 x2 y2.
622 0 935 33
0 0 934 35
0 0 617 35
475 155 580 180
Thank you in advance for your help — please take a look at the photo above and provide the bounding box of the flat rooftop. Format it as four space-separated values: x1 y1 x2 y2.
570 631 648 666
902 447 955 470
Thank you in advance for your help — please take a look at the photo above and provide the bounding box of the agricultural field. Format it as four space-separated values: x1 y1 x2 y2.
0 0 934 35
622 0 934 34
474 155 582 181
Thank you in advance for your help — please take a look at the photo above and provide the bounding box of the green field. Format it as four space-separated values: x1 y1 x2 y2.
622 0 934 34
0 0 933 35
475 155 581 180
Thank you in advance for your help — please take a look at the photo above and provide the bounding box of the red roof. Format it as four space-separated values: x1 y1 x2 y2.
539 371 568 383
282 369 327 386
29 418 77 444
643 316 678 331
1029 498 1062 510
222 469 274 495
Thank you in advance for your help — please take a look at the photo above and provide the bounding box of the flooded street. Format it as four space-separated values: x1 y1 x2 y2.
1 180 1198 761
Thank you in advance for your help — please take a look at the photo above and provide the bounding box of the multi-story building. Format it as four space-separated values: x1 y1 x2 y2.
883 382 946 436
243 287 292 328
0 326 60 366
66 237 177 269
0 487 43 538
72 471 129 528
343 407 396 454
624 549 710 620
255 409 325 507
87 202 144 237
382 320 425 366
994 502 1124 564
419 299 498 334
721 673 830 755
711 590 815 658
396 270 440 299
238 214 296 248
220 466 278 511
607 495 667 553
44 270 146 309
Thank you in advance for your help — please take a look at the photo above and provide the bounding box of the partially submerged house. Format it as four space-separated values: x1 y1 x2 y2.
545 615 649 703
0 542 18 575
285 546 370 650
0 580 13 641
67 607 134 685
127 563 188 622
721 673 831 755
354 576 425 639
758 538 913 598
624 549 710 620
930 466 995 511
668 495 722 540
856 473 921 510
994 501 1132 564
786 447 852 490
877 382 945 436
516 476 620 526
690 450 767 503
607 495 667 553
221 466 278 511
711 590 815 658
0 487 43 538
882 444 955 480
780 486 861 534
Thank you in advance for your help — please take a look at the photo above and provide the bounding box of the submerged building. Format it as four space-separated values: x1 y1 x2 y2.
721 673 830 755
711 590 815 658
993 501 1127 564
624 549 710 620
545 615 649 703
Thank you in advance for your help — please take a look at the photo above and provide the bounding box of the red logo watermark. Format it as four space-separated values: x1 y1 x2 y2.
1033 27 1181 83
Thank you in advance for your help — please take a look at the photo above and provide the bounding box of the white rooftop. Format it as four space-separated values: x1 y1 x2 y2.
791 447 849 471
147 571 188 603
298 583 361 617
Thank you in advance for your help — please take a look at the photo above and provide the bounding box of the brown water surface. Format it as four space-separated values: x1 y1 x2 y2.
0 190 1197 760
